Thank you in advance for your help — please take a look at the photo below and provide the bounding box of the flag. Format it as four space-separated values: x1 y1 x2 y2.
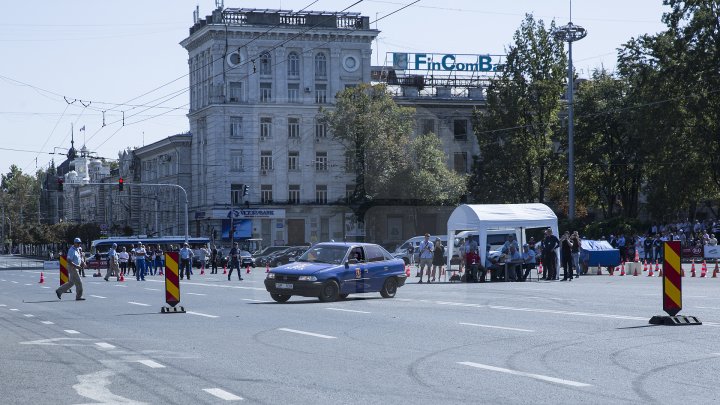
79 125 85 131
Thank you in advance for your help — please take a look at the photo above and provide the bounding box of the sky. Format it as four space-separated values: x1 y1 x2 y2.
0 0 669 177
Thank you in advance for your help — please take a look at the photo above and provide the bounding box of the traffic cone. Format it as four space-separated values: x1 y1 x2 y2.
647 263 654 277
701 260 707 278
266 264 270 273
691 259 696 277
200 268 205 275
620 265 625 276
712 260 718 278
655 260 660 277
609 266 614 276
634 249 640 262
538 260 543 277
38 272 45 284
246 265 251 274
405 265 411 277
223 265 227 274
643 260 648 272
119 273 125 282
633 263 638 276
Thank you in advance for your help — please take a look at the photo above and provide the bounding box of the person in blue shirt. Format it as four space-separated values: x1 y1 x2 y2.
56 237 86 300
179 243 194 280
520 243 536 281
104 243 120 281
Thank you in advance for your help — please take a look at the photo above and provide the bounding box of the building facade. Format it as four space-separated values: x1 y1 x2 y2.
180 8 378 246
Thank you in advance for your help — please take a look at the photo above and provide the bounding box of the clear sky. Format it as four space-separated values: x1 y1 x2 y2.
0 0 668 177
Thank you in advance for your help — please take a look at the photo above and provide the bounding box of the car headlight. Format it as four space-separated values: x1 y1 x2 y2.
298 275 317 281
267 273 276 279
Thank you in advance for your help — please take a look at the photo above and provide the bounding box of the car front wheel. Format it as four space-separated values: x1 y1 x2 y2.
318 280 340 302
270 293 291 303
380 277 398 298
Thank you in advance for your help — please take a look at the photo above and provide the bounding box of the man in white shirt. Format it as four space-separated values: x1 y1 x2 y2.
56 237 86 300
179 243 194 280
417 234 434 284
118 246 129 277
135 243 147 281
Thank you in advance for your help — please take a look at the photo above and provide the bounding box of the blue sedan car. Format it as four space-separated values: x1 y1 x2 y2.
264 242 407 302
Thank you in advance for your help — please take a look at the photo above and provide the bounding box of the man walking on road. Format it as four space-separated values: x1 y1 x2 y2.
104 243 120 281
56 237 86 300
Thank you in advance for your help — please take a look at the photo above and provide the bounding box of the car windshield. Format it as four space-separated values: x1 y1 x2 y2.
296 245 349 264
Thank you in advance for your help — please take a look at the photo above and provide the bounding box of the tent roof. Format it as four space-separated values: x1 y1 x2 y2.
447 203 557 230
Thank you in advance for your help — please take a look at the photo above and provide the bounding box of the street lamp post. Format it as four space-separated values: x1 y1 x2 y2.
554 16 587 220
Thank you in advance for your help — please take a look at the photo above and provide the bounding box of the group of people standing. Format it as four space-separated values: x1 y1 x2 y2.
415 234 446 283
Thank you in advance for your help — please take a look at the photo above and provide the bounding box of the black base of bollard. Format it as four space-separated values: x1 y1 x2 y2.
160 306 186 314
648 315 702 326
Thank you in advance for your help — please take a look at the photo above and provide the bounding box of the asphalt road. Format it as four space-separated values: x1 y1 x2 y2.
1 258 719 404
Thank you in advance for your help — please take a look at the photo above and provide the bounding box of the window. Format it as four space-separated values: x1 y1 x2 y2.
315 119 327 139
421 118 435 135
315 52 327 78
260 117 272 140
231 184 244 205
287 52 300 77
259 51 272 75
453 152 468 173
345 184 355 202
230 150 243 172
260 151 273 171
345 151 355 172
454 119 468 140
288 117 300 138
288 184 300 204
287 83 299 103
315 84 327 104
315 185 327 204
260 82 272 103
230 116 243 137
228 82 243 103
315 151 328 171
261 184 273 204
288 151 299 171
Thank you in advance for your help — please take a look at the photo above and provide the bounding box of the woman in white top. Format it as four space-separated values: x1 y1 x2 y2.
118 247 130 277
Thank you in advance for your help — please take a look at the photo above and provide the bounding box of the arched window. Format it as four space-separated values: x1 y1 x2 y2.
287 52 300 77
314 52 327 78
259 51 272 75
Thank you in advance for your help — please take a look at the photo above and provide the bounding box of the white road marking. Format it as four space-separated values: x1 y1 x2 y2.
95 342 116 349
203 388 243 401
187 311 219 318
128 302 150 307
278 328 337 339
41 321 54 325
10 308 18 311
0 304 6 307
41 286 50 289
64 330 81 334
73 369 147 404
325 307 371 314
24 283 32 286
11 281 18 284
697 306 720 310
186 292 206 296
23 314 35 317
242 298 264 302
136 359 165 368
459 322 534 332
144 288 160 291
114 284 127 287
90 295 107 299
459 362 592 387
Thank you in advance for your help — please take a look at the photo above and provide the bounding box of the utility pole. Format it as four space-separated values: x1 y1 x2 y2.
553 1 587 220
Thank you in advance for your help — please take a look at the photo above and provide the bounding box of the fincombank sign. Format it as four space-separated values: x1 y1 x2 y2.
391 52 504 73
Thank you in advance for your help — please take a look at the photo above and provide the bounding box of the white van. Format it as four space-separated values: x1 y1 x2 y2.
393 235 450 265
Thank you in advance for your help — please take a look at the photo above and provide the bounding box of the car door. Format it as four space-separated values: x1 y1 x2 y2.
363 245 390 291
339 246 367 294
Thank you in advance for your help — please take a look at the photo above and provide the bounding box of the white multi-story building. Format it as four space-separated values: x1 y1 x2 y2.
181 8 378 245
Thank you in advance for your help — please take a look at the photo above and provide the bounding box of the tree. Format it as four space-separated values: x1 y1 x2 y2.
1 165 41 243
470 14 566 206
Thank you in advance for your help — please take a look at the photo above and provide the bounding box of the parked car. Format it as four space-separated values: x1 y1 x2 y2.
264 242 407 302
253 245 290 266
84 252 107 270
268 246 309 267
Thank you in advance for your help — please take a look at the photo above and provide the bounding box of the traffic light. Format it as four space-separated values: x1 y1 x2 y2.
118 177 124 191
57 177 64 191
243 184 249 196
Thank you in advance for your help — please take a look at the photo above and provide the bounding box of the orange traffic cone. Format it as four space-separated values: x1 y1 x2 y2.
266 264 270 273
634 249 640 262
633 263 638 276
643 260 648 272
655 260 660 277
223 265 227 274
538 261 543 277
119 273 125 282
647 263 654 277
691 259 696 277
620 265 625 276
200 268 205 275
701 260 707 277
405 265 411 277
609 266 614 276
38 272 45 284
712 260 719 278
246 265 251 274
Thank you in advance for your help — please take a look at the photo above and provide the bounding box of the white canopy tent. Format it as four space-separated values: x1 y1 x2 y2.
446 203 559 267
